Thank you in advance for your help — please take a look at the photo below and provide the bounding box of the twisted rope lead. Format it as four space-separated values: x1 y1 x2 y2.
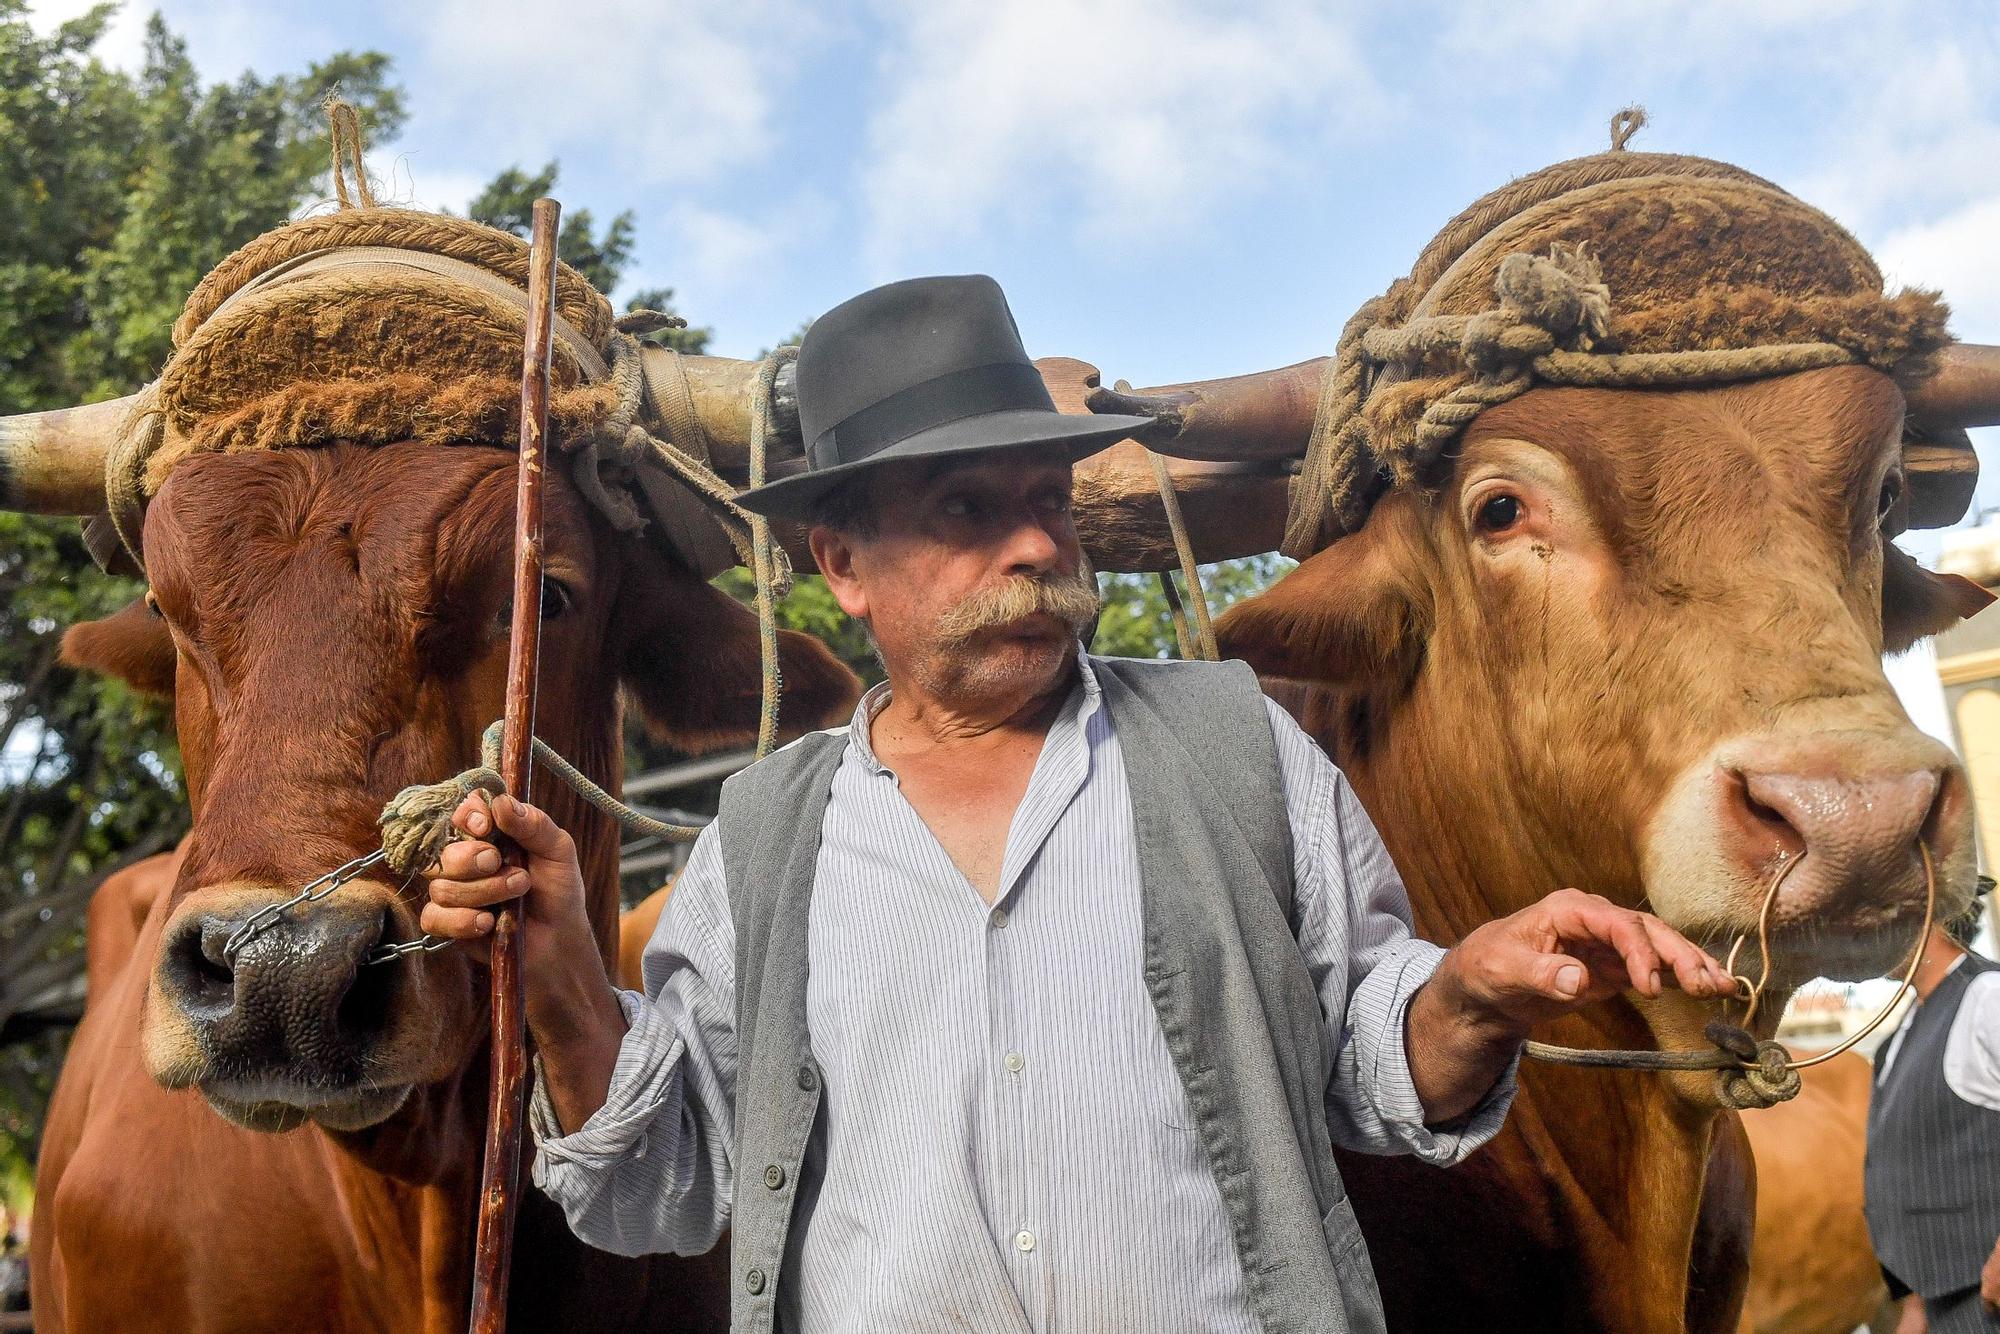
1120 373 1217 663
1522 841 1939 1109
379 720 705 877
748 348 798 759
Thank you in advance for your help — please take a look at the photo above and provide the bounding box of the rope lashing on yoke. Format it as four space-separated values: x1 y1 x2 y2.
1521 841 1939 1110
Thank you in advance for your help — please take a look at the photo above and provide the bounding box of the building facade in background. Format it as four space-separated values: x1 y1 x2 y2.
1933 516 2000 949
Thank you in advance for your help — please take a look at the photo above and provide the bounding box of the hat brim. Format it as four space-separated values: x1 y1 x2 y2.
733 408 1157 521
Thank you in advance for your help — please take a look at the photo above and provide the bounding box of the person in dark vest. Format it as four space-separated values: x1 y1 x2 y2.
1867 882 2000 1334
419 276 1737 1333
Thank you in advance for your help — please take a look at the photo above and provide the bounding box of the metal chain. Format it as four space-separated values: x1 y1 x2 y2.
222 848 446 968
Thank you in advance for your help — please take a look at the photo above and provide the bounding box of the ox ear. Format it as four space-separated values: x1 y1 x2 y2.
1215 492 1431 687
613 546 862 755
1882 541 1995 654
62 597 177 696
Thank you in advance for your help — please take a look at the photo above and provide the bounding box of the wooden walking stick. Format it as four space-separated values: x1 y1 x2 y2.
468 196 561 1334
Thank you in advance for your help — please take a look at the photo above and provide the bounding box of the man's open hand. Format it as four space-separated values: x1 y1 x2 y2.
1405 889 1736 1124
1434 887 1738 1037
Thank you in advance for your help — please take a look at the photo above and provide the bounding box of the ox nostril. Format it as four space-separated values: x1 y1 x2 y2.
1921 766 1960 851
162 915 239 1018
1737 766 1941 870
1725 769 1807 863
334 908 397 1045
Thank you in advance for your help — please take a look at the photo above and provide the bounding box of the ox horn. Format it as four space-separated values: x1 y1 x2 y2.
0 395 134 516
1098 342 2000 456
1907 343 2000 429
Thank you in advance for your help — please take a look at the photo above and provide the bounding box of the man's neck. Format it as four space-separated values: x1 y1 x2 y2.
1913 932 1968 1001
872 660 1075 756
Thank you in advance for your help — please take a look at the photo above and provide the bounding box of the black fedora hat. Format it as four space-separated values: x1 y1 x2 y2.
735 275 1154 520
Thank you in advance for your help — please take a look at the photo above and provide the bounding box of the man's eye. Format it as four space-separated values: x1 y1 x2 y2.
1038 492 1073 515
941 496 978 519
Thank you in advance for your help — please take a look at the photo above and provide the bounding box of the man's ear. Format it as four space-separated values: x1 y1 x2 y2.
63 597 177 696
1215 491 1431 689
807 524 869 618
1882 540 1994 654
614 544 862 755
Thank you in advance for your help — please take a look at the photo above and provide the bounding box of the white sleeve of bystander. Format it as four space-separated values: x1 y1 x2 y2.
1943 969 2000 1112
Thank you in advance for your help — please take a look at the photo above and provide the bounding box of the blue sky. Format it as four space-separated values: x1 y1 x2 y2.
27 2 2000 399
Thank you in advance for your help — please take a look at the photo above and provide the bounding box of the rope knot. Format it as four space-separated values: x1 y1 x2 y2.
1494 245 1609 350
378 766 506 876
1704 1022 1802 1108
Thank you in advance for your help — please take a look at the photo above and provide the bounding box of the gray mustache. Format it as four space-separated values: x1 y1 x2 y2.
935 571 1101 644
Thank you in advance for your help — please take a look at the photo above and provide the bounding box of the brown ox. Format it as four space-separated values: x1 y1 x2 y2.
25 440 857 1332
1202 366 1989 1331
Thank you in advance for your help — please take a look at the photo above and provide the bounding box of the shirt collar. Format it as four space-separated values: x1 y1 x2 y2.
847 643 1102 777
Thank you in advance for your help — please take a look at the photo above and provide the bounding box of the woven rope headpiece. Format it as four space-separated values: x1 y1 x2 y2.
1283 129 1954 556
94 204 769 585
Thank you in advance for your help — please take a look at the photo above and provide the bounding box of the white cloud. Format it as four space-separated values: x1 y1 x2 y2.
396 0 823 189
24 0 151 70
1877 194 2000 343
855 0 1381 265
367 155 488 215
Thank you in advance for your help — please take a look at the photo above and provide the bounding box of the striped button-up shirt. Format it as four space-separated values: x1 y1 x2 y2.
530 653 1515 1332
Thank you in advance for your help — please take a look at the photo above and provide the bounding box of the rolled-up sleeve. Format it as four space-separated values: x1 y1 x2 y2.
528 825 738 1256
1265 698 1517 1165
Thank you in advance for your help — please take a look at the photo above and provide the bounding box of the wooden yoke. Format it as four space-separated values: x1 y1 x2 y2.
665 350 1300 572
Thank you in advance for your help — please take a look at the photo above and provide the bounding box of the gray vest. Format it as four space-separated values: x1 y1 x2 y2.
1864 951 2000 1299
714 656 1384 1334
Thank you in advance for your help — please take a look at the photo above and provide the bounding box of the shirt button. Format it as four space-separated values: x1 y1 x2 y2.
1015 1229 1036 1253
764 1164 786 1190
1003 1051 1025 1074
989 907 1009 928
745 1268 766 1295
797 1064 818 1092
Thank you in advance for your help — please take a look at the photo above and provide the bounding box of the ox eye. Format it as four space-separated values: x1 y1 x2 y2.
144 591 164 618
539 579 573 619
1876 473 1903 524
1475 493 1525 534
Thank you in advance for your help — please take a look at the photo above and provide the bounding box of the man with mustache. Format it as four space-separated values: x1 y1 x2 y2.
424 276 1736 1333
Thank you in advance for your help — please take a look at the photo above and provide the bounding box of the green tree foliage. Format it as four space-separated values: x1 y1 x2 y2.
0 2 403 1177
1090 556 1293 660
464 165 712 354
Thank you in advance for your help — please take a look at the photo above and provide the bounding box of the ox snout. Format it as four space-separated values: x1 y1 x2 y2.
1646 729 1976 986
148 882 438 1131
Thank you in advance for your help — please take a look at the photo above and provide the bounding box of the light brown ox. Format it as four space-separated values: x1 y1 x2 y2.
19 438 859 1333
1094 356 2000 1332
